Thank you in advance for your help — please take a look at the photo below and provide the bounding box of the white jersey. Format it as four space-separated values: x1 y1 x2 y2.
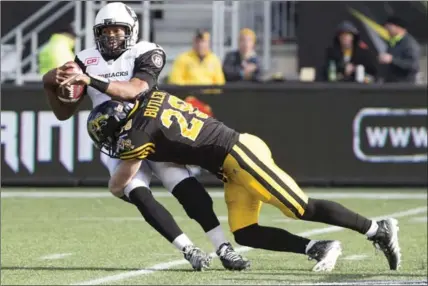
74 41 166 108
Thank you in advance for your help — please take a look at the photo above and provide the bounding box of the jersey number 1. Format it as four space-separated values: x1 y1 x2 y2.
160 95 208 141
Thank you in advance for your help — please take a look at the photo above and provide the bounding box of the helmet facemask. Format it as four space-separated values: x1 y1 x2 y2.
94 24 133 57
93 3 139 58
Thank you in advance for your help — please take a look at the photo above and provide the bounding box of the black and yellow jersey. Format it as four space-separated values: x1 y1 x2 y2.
116 90 239 175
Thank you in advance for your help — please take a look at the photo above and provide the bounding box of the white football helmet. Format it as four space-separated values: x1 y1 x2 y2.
93 2 139 56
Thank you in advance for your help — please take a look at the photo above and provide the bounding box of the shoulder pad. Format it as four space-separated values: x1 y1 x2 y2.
132 41 165 56
76 47 98 59
75 47 100 64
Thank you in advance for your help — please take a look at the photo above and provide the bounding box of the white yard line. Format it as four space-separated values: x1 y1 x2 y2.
1 191 426 199
39 253 73 260
342 254 368 261
70 206 428 286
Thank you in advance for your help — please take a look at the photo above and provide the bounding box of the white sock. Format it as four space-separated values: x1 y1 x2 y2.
206 225 228 251
305 240 317 254
172 234 193 251
365 220 379 238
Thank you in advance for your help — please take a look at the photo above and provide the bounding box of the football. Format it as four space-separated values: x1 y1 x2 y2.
58 63 85 103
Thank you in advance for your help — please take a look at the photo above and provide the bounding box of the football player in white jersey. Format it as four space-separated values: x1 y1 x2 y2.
42 2 249 271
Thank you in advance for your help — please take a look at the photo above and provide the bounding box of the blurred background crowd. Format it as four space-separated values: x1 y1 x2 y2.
1 1 427 86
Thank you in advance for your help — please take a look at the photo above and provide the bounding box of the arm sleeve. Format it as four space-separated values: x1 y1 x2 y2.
213 56 226 85
74 55 88 94
133 48 166 89
118 129 156 160
390 42 420 73
222 52 243 82
74 55 87 73
168 55 187 85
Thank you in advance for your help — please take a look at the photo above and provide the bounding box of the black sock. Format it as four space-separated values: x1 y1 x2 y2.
172 177 220 232
119 195 133 204
233 224 310 254
302 198 372 235
128 187 183 243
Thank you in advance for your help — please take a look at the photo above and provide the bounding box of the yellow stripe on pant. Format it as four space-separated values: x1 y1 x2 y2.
222 133 308 232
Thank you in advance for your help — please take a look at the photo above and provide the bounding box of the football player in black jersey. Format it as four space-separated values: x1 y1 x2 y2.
42 1 249 271
86 90 402 272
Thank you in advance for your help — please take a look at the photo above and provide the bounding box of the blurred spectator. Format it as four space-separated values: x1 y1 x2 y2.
323 21 376 82
38 26 76 75
168 30 225 85
223 28 262 82
378 16 420 83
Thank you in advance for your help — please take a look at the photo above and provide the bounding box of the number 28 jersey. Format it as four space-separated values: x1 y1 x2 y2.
117 90 239 175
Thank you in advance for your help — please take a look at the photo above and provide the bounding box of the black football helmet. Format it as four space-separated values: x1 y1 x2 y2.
87 100 134 158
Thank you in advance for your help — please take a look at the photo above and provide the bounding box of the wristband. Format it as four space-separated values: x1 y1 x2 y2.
88 74 110 93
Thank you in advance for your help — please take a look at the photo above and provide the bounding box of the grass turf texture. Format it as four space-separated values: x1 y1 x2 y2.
1 188 427 285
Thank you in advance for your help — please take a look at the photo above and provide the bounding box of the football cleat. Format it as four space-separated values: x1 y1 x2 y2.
307 240 342 272
216 243 251 271
368 218 401 270
183 245 212 271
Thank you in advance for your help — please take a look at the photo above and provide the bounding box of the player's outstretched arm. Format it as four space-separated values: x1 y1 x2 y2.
42 64 84 121
99 77 149 101
109 159 142 197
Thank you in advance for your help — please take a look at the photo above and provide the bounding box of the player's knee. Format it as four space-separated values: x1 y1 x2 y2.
300 198 316 220
122 178 150 198
291 205 309 220
108 179 123 197
233 224 259 246
162 171 192 192
128 186 156 211
128 186 168 224
172 177 219 232
301 198 338 221
172 177 213 219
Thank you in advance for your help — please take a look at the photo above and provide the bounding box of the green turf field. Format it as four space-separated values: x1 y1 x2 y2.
1 187 427 285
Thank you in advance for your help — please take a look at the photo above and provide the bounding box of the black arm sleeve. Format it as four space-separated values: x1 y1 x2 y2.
133 49 166 89
74 56 88 94
74 56 87 73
